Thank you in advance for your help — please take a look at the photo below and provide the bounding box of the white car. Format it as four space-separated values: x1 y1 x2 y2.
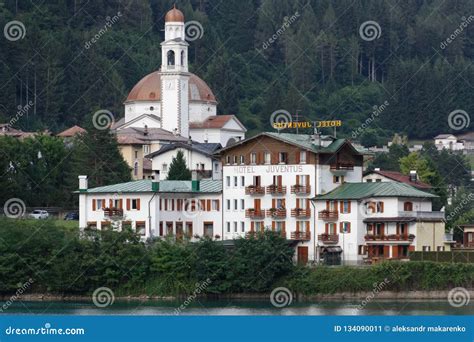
29 210 49 219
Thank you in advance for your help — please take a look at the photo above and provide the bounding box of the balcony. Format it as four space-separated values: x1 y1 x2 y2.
291 208 311 218
290 231 311 241
330 163 354 171
245 209 265 219
103 207 123 219
266 185 287 195
318 210 338 221
246 230 286 239
318 234 339 244
245 185 265 195
266 208 287 219
291 184 311 195
398 211 445 220
364 234 415 242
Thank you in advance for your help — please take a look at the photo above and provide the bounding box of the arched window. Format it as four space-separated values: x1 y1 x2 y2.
167 50 175 66
180 51 185 66
134 162 139 176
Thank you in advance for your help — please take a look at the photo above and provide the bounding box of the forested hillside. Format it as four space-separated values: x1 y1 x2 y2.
1 0 473 141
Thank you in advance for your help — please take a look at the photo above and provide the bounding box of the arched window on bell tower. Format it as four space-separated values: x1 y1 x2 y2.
167 50 175 66
180 51 185 66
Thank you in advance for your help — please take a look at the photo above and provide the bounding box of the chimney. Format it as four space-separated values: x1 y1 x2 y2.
152 171 160 191
409 170 417 182
374 168 380 172
144 125 148 136
311 129 321 147
191 170 200 191
78 175 88 192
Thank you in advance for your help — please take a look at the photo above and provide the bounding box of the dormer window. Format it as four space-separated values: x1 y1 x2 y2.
278 152 288 164
250 153 257 164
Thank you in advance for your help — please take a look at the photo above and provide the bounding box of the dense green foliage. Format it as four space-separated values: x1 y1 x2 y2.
0 0 473 139
166 150 191 180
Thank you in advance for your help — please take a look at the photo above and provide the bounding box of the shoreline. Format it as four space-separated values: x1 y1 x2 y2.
2 290 472 302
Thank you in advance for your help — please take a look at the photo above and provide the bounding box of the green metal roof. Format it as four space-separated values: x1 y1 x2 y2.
314 182 437 200
80 179 222 194
264 132 353 154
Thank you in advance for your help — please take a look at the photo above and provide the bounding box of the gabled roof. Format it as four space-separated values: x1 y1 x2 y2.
189 115 247 132
114 127 188 144
314 182 437 200
434 134 457 139
364 170 432 190
78 179 222 194
457 131 474 141
145 141 221 159
57 125 86 137
216 132 363 155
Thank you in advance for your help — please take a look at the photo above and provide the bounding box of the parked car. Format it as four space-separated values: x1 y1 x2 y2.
29 210 49 219
64 212 79 221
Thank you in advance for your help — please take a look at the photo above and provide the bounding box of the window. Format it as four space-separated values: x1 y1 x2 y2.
180 50 185 66
299 151 307 164
250 152 257 164
241 222 245 232
422 246 431 252
135 151 138 159
134 162 138 176
96 199 105 210
136 221 146 236
278 152 288 164
234 222 238 233
131 199 140 210
376 202 384 213
226 222 230 233
264 152 271 164
240 155 245 164
255 221 263 231
226 176 230 187
340 222 351 233
234 199 238 210
143 145 150 154
328 222 337 234
333 175 344 184
226 199 231 210
375 179 382 182
233 155 238 165
204 222 213 238
167 50 175 65
404 202 413 211
211 200 219 211
226 156 231 165
214 163 219 171
149 106 154 111
241 176 245 187
366 179 373 182
162 163 168 172
87 222 97 229
234 176 238 187
358 245 366 255
276 221 284 232
241 199 245 210
341 200 350 214
437 246 445 251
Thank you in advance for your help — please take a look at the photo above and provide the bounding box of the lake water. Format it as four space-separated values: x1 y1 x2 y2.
1 299 473 315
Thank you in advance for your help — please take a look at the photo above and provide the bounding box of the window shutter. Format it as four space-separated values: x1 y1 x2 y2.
109 199 113 208
305 175 310 187
282 222 286 234
159 199 162 211
325 223 329 234
126 199 130 210
216 200 220 211
339 222 343 233
341 176 345 183
296 151 300 164
326 200 329 210
340 201 343 212
92 199 96 211
396 223 400 235
277 175 282 186
305 221 310 232
119 199 123 209
295 175 299 185
380 202 384 213
137 199 141 210
333 176 337 183
347 222 351 233
250 222 255 232
296 221 300 232
296 199 300 209
207 200 211 211
282 199 286 208
200 199 206 211
348 201 351 213
272 221 275 231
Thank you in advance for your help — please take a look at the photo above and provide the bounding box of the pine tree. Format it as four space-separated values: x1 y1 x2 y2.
167 150 191 180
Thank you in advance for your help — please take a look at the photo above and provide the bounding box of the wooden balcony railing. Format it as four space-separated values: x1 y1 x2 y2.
290 231 311 241
318 234 339 244
103 207 123 218
266 208 287 219
245 185 265 195
291 208 311 218
330 163 354 171
246 230 286 239
291 184 311 195
318 210 338 220
364 234 415 241
266 185 287 195
245 209 265 219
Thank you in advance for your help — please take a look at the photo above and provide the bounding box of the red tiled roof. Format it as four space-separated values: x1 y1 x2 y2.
189 115 235 129
369 170 432 189
57 125 86 137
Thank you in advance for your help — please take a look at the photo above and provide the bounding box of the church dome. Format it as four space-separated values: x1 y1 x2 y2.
125 72 217 104
165 5 184 22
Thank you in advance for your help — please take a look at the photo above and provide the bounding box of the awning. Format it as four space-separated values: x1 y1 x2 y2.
322 246 342 253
